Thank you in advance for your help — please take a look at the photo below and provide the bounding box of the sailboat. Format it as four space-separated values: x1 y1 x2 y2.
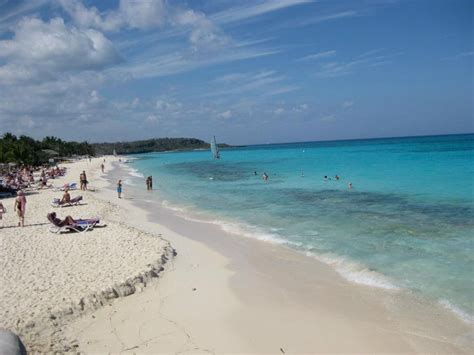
210 136 220 159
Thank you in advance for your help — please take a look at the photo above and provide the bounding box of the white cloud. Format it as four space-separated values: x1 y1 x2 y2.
156 98 183 112
314 50 398 78
58 0 167 31
292 103 308 112
297 50 336 61
274 108 285 115
0 17 121 83
218 110 233 119
145 114 159 123
119 0 167 30
210 0 312 25
342 100 354 109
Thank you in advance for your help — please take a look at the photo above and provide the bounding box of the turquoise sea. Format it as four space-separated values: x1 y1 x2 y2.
125 134 473 322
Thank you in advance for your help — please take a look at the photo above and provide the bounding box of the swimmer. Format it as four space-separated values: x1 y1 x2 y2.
348 182 353 189
263 172 269 182
324 175 328 181
335 175 340 180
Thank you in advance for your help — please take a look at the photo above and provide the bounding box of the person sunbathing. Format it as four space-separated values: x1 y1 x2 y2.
61 189 71 204
49 212 76 227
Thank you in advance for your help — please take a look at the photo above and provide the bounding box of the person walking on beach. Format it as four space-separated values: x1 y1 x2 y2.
146 176 150 190
14 191 26 227
117 180 123 198
148 176 153 190
101 163 105 173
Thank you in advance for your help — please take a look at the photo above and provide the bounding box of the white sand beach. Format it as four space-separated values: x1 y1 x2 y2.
1 157 472 353
0 158 174 351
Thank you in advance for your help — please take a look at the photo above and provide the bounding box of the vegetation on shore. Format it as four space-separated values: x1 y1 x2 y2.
0 133 94 165
0 133 229 165
92 138 228 155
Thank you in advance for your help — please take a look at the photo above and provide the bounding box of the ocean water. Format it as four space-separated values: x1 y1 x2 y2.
128 134 474 322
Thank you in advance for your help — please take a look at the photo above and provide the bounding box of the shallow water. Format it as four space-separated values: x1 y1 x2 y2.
128 134 474 322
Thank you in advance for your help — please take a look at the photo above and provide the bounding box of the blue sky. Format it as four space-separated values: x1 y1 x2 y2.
0 0 472 144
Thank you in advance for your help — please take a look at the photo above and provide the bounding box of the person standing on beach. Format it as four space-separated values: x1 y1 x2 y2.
117 180 123 198
0 201 6 228
149 176 152 190
79 172 84 190
80 171 88 190
14 191 26 227
101 163 105 173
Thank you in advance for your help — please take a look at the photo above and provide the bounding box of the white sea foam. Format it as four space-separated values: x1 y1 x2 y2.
439 299 474 325
157 195 399 290
124 166 144 179
161 200 187 212
306 252 400 290
123 178 134 186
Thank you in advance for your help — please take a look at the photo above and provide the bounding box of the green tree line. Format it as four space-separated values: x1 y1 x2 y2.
92 137 229 155
0 133 94 165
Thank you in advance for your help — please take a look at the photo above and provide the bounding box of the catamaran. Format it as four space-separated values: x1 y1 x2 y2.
211 136 220 159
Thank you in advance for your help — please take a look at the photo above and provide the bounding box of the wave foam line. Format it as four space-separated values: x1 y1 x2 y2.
439 299 474 325
160 198 398 291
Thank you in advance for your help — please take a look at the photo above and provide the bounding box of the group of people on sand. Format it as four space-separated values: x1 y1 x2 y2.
0 163 91 229
1 165 66 192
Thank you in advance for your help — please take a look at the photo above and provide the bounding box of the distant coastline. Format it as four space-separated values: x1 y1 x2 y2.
92 137 231 155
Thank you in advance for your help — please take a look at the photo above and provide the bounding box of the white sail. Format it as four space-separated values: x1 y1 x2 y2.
211 136 220 159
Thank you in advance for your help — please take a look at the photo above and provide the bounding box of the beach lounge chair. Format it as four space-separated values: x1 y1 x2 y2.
52 183 77 192
47 213 100 233
51 196 83 208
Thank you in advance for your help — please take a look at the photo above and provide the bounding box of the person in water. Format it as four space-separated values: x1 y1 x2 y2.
335 175 340 180
117 180 123 198
254 171 257 176
348 182 353 189
263 172 269 182
14 190 26 227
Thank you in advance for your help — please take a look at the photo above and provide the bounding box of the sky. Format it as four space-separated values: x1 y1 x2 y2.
0 0 472 145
